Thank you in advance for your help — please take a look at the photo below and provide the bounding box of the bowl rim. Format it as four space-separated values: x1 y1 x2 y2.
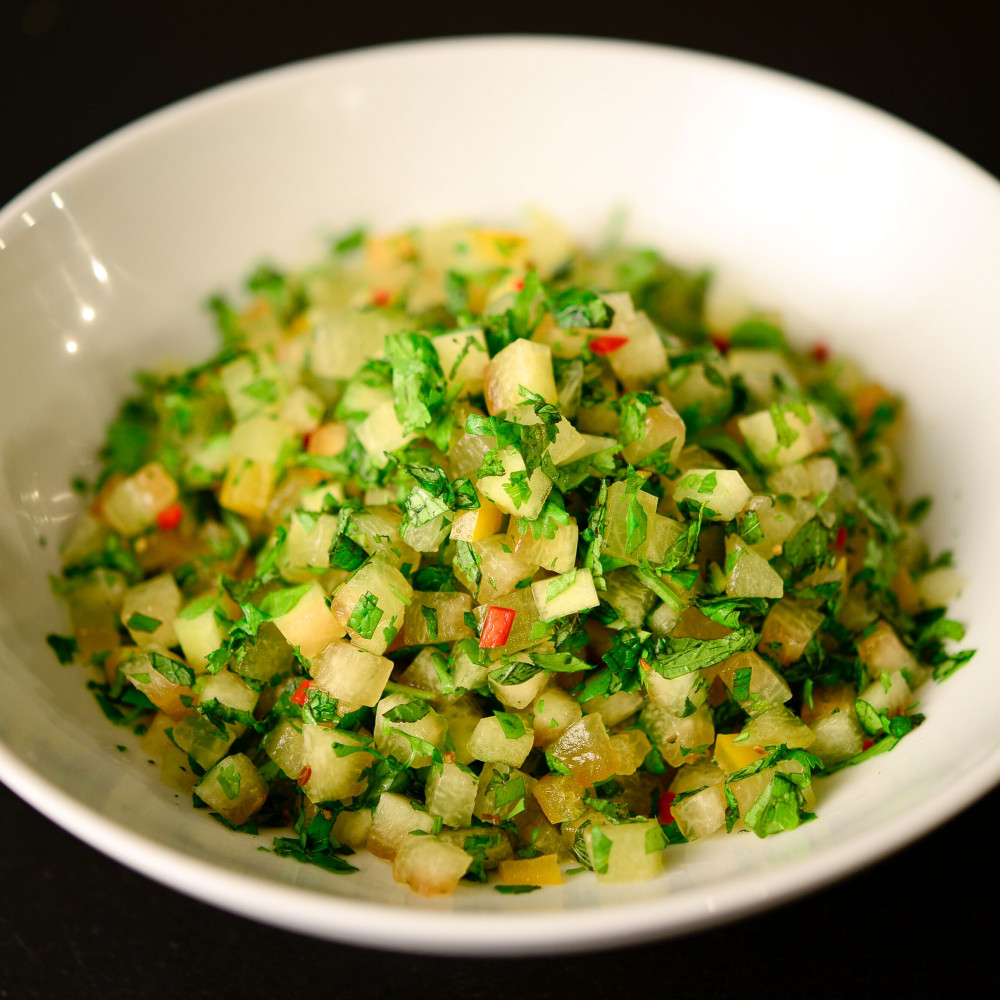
1 33 999 955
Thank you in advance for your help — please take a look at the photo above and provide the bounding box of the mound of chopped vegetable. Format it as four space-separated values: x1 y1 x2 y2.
47 212 974 895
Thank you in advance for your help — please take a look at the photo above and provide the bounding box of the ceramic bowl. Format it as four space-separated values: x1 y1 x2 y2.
1 36 998 954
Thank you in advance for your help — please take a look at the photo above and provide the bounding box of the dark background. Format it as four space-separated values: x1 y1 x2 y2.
1 2 998 998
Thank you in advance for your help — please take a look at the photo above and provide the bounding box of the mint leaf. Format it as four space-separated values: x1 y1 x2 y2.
149 651 194 687
649 627 758 679
385 701 431 724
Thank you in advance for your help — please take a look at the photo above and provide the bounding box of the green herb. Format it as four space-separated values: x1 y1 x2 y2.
489 659 544 687
268 837 359 875
503 471 533 510
45 633 78 664
231 600 271 637
241 378 280 403
330 533 368 571
482 271 547 353
550 288 614 329
728 318 787 352
645 825 669 854
149 652 194 688
494 884 541 894
420 604 439 641
214 763 242 801
650 627 757 679
529 651 590 673
545 568 577 601
616 392 655 449
347 592 383 640
623 467 649 555
332 226 366 254
388 728 444 771
742 772 814 838
125 612 161 634
454 540 482 591
385 701 431 724
494 711 526 740
783 519 830 574
588 826 613 874
384 332 447 436
732 666 752 702
403 465 479 527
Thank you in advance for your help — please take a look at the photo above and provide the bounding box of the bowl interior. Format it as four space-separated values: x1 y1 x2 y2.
1 37 999 953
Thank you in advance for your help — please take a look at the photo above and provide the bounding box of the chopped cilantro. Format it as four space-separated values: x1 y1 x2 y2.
347 592 383 640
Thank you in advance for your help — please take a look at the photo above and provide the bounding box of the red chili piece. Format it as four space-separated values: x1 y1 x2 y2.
834 526 848 549
710 335 730 355
478 606 516 649
371 288 390 307
862 739 874 752
514 278 525 292
658 790 676 826
811 342 830 363
290 679 313 706
156 503 183 531
588 335 629 355
297 766 313 787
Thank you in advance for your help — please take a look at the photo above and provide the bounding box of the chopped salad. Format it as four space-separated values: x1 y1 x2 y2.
47 212 974 895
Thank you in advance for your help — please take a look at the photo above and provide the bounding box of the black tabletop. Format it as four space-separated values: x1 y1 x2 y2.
2 3 998 998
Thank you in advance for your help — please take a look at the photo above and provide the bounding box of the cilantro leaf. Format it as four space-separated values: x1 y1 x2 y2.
384 332 446 436
215 763 242 800
347 592 383 640
742 772 813 837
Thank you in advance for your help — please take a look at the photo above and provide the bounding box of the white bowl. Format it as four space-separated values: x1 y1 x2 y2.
1 36 998 955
